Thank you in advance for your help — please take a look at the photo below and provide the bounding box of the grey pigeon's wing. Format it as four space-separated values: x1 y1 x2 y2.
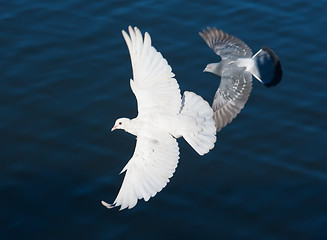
199 27 253 60
212 69 252 132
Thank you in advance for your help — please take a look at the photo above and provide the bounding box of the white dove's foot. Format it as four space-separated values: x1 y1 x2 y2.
101 200 116 209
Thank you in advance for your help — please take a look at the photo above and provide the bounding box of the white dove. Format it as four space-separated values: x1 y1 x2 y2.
199 27 282 132
102 26 216 210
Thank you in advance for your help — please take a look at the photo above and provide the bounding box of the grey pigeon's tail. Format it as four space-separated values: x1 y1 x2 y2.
252 47 282 87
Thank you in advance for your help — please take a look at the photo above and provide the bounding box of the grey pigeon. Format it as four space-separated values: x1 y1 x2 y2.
199 27 282 132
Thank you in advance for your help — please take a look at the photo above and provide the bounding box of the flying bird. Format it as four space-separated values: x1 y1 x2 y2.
199 27 282 132
102 26 216 210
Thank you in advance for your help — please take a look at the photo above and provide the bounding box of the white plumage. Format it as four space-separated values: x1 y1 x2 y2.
103 26 216 210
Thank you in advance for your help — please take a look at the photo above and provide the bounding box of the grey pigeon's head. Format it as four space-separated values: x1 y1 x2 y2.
203 63 221 76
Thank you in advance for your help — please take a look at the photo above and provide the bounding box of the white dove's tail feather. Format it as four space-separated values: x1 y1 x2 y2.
180 91 216 155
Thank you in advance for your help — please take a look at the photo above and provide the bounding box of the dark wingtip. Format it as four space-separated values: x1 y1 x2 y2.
199 27 211 45
262 46 283 87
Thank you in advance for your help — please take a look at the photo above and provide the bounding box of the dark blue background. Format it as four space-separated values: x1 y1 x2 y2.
1 0 327 239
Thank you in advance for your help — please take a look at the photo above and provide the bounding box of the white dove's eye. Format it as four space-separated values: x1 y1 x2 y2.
119 122 122 125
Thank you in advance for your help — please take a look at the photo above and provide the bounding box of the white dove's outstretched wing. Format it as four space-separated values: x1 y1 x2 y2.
103 129 179 210
122 26 182 117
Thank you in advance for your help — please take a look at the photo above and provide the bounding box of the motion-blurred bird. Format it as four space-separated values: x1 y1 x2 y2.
102 26 216 210
199 27 282 132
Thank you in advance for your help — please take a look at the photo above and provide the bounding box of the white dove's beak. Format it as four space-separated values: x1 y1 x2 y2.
111 125 117 131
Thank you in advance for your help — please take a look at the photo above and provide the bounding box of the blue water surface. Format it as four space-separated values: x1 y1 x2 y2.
1 0 327 239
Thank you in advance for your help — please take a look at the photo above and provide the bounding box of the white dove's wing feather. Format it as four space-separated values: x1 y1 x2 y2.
105 129 179 210
122 26 182 117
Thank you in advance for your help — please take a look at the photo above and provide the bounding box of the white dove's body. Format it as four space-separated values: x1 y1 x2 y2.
104 26 216 210
120 114 190 138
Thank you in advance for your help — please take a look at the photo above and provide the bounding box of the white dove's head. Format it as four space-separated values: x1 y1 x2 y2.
203 63 221 76
111 118 131 131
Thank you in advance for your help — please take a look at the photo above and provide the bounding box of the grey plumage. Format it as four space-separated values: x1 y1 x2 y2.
200 27 253 132
199 27 252 60
211 69 252 132
200 27 282 132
